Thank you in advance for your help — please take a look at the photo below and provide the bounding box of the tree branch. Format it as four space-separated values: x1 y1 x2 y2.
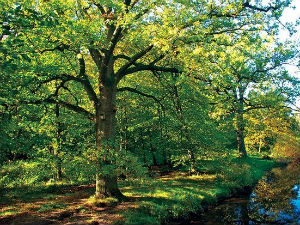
93 3 106 14
39 43 70 54
89 48 102 71
39 98 94 120
22 90 95 120
33 72 98 105
114 54 132 61
121 62 180 77
116 45 154 79
243 1 281 12
78 56 99 104
117 86 164 109
108 27 123 56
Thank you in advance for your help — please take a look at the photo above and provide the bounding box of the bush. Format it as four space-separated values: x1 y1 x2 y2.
0 159 53 187
63 156 97 183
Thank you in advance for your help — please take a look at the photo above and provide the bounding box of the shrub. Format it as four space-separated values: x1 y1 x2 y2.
0 159 53 187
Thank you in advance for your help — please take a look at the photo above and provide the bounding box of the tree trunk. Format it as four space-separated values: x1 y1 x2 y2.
236 87 247 157
172 85 197 172
237 112 247 157
140 131 147 164
148 130 158 166
55 99 62 180
94 84 124 200
150 141 158 166
258 137 262 153
187 148 196 174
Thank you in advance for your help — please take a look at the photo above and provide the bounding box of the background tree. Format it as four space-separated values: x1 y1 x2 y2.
191 33 299 157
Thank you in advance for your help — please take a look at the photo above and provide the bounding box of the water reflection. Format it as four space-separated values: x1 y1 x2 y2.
193 163 300 225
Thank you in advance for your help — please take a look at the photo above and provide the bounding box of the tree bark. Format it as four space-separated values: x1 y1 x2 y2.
236 110 247 157
172 85 196 173
236 86 247 157
148 130 158 166
258 137 262 153
55 97 62 180
94 84 125 200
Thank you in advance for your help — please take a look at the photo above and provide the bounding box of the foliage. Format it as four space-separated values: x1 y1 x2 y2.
0 160 53 188
0 0 299 222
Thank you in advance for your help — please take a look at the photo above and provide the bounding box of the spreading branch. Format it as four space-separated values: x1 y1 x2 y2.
89 48 102 71
33 71 98 105
117 86 164 109
120 62 180 77
33 98 95 120
243 1 281 12
22 83 95 120
40 43 70 54
108 27 123 56
93 3 106 14
116 45 154 79
78 57 99 104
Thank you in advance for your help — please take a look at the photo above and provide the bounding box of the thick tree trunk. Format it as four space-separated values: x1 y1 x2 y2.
95 173 124 199
237 112 247 157
236 88 247 158
94 84 124 200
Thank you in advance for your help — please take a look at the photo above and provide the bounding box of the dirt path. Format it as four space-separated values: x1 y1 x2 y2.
0 185 138 225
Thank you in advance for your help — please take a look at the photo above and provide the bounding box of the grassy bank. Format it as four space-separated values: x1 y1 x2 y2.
118 156 281 224
0 156 281 225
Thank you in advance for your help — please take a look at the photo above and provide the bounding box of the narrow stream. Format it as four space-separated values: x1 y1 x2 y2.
192 162 300 225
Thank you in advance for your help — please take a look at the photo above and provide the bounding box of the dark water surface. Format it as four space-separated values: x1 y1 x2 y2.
192 162 300 225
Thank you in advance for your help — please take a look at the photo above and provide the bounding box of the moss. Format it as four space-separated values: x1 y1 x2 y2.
85 196 119 207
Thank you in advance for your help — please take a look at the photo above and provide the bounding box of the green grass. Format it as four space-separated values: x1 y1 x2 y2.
0 209 19 216
0 183 89 204
85 196 119 207
118 156 281 225
0 156 282 225
37 202 67 212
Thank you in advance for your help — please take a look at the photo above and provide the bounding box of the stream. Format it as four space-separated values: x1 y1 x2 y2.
192 162 300 225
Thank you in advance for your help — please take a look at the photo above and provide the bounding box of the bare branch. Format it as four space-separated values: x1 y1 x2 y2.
22 87 95 120
150 54 165 65
32 74 83 93
61 85 79 106
33 71 98 105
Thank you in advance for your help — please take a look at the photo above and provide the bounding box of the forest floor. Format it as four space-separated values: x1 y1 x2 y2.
0 157 280 225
